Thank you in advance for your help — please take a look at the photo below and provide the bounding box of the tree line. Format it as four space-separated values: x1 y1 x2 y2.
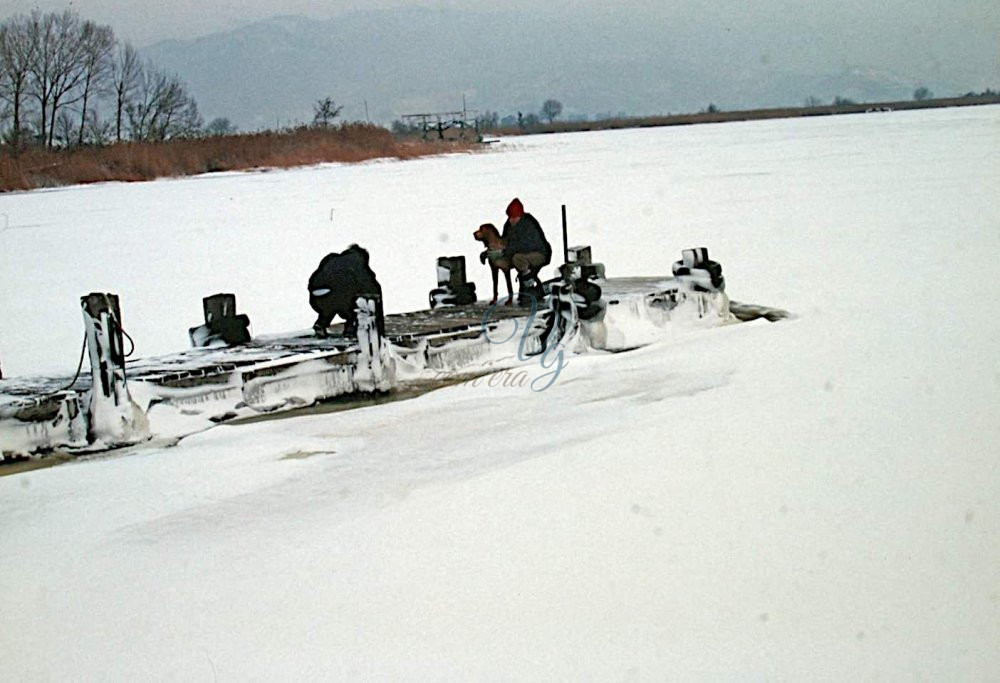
0 10 203 153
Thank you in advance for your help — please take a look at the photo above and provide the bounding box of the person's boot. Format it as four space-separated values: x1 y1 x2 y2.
524 269 544 299
516 270 534 306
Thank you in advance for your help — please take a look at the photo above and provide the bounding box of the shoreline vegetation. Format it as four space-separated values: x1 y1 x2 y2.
2 94 998 193
0 123 477 192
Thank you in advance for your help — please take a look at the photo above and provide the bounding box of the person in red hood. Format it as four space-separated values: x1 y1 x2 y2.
490 198 552 294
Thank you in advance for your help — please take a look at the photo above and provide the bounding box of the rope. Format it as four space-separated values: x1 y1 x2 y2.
45 332 88 396
119 321 136 357
107 311 135 387
44 309 136 397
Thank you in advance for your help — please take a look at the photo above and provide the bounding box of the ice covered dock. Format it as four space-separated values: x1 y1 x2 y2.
0 270 788 461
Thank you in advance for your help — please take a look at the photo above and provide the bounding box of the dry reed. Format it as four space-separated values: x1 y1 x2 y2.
0 123 477 192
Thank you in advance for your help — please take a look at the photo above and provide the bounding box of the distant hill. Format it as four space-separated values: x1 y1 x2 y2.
142 8 971 131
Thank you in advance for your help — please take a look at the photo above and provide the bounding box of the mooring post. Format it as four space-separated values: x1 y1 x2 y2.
354 295 390 391
429 256 476 308
189 293 251 347
80 292 149 446
203 293 237 323
82 293 126 404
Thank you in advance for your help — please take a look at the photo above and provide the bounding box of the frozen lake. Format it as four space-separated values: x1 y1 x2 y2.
1 106 998 679
1 105 994 378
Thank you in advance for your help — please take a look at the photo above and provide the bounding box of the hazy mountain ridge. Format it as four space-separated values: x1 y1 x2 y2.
142 7 971 130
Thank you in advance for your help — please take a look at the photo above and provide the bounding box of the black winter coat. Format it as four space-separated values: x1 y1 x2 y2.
501 213 552 264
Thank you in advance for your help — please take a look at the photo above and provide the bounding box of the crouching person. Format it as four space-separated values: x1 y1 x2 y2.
308 244 384 338
501 198 552 302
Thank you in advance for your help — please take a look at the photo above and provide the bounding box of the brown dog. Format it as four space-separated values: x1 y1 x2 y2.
473 223 514 305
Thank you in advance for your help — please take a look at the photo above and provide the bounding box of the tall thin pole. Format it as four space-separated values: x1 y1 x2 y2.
561 204 569 264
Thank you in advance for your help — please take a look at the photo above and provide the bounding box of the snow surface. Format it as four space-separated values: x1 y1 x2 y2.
1 106 999 679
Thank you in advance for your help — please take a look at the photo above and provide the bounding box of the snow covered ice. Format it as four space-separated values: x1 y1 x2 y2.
1 106 998 679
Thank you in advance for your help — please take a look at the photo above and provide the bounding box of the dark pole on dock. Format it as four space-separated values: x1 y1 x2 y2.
561 204 569 265
80 292 149 445
81 293 128 409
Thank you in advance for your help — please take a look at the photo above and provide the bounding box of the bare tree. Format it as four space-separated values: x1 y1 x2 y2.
541 98 563 123
125 66 162 140
27 10 94 148
204 117 237 136
804 95 823 107
0 15 38 151
127 63 201 141
312 97 343 128
110 42 141 141
913 86 933 101
75 21 114 146
54 108 76 146
5 10 201 148
82 108 112 145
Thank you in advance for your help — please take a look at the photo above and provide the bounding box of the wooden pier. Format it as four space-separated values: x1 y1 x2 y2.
0 272 789 462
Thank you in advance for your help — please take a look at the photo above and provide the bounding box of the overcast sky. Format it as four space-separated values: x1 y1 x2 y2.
7 0 407 44
2 0 997 53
